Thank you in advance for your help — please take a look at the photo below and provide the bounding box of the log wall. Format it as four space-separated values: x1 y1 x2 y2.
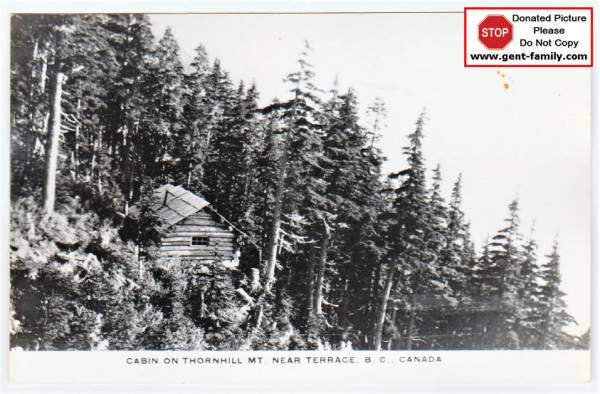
160 209 235 261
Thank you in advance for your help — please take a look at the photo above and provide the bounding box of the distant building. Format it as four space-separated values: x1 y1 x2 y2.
145 184 236 262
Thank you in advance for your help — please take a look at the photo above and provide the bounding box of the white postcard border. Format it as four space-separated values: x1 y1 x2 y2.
1 0 597 392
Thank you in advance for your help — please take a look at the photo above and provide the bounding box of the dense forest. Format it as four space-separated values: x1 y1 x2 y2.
9 14 588 351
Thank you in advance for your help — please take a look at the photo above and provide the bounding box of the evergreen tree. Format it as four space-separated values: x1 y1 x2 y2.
375 113 442 350
469 238 496 348
199 81 265 274
203 81 258 219
103 14 156 213
177 44 211 190
313 87 386 344
488 199 524 349
471 237 492 296
578 328 590 349
537 242 576 349
517 230 542 348
427 165 448 261
441 174 473 296
262 41 323 292
365 97 387 148
191 59 235 200
140 27 185 184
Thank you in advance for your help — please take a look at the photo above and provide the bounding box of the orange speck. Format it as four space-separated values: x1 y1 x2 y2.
501 73 506 78
503 83 510 90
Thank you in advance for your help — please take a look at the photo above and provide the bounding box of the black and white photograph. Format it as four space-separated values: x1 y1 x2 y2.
5 4 593 387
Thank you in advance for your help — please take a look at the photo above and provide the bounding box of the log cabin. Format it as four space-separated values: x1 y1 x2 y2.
145 184 236 262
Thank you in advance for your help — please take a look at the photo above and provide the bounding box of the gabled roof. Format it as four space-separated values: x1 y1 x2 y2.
149 184 210 227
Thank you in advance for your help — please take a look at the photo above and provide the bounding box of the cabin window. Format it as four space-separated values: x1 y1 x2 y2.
191 236 210 246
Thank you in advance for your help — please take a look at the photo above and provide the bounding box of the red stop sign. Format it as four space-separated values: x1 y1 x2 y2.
478 15 513 50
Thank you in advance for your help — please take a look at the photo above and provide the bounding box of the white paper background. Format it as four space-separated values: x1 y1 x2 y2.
7 350 592 386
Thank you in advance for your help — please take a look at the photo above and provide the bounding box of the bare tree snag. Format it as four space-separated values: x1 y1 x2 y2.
25 39 40 164
39 53 48 93
42 69 65 215
199 291 205 318
314 218 331 315
31 39 39 78
235 288 255 305
374 266 395 351
250 268 261 293
186 161 193 189
306 245 316 317
264 147 288 291
339 276 350 326
73 98 81 179
90 135 97 182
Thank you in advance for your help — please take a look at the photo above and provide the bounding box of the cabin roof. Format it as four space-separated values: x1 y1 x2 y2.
148 184 211 227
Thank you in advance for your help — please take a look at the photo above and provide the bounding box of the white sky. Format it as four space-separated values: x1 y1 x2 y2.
149 13 591 334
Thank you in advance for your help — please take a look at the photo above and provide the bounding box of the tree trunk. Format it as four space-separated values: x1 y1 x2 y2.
125 170 134 216
42 70 65 215
40 54 48 93
31 39 39 78
26 39 39 164
406 296 416 350
73 98 81 180
306 245 316 318
406 271 421 350
255 305 264 328
199 290 205 318
374 266 395 351
41 108 49 132
264 147 288 291
90 134 97 182
369 262 382 320
284 257 294 291
387 308 398 350
122 117 134 215
186 161 193 189
339 276 351 326
314 220 331 315
264 85 299 291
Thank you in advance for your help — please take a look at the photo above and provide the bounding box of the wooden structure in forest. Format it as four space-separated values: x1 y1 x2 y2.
149 184 236 262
